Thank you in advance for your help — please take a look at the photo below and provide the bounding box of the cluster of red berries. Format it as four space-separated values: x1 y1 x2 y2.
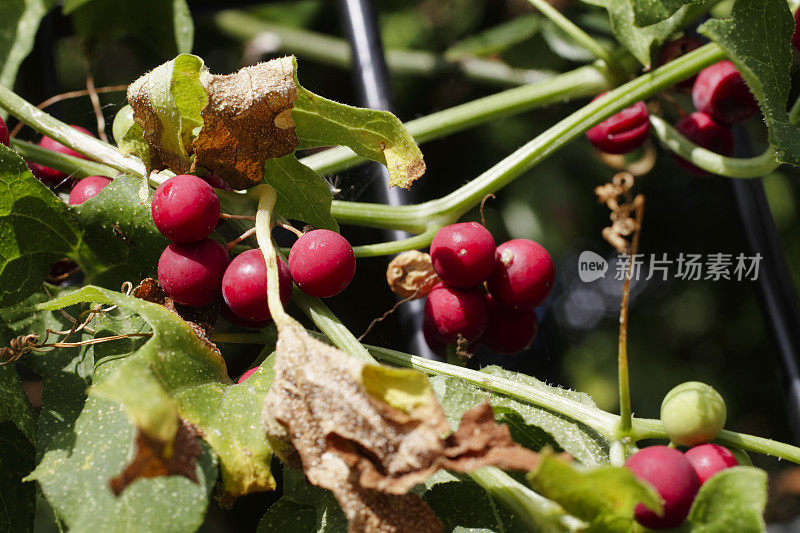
422 222 554 356
151 174 356 325
585 40 759 175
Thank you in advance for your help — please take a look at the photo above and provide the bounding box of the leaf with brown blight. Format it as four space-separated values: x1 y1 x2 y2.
263 323 540 532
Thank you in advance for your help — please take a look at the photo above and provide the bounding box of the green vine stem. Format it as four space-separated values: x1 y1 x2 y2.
214 10 556 87
11 139 118 178
650 115 780 177
525 0 614 67
352 226 440 258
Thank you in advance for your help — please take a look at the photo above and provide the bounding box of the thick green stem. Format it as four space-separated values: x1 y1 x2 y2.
214 10 555 87
650 115 779 177
352 226 440 258
306 63 612 179
11 139 118 178
525 0 613 66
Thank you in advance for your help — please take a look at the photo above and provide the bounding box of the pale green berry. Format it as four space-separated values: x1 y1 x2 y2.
660 381 726 446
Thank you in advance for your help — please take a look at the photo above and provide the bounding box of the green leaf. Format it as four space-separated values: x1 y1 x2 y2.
39 285 277 499
27 395 217 532
684 466 767 532
0 0 57 91
628 0 699 27
258 469 348 533
444 14 542 60
292 57 425 189
699 0 800 166
585 0 714 67
431 365 610 465
126 53 207 173
70 0 194 57
527 452 661 532
0 364 36 442
0 422 36 533
0 144 82 307
265 155 337 231
112 104 151 170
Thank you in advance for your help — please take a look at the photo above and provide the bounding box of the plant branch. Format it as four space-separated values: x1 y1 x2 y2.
525 0 613 66
11 139 118 178
352 226 440 258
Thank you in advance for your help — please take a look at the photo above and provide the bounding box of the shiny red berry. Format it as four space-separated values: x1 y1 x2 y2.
288 229 355 298
692 61 758 125
151 175 220 243
482 295 538 354
487 239 554 310
684 444 738 485
157 238 229 306
586 96 650 155
658 37 703 90
68 176 111 205
30 125 93 183
674 112 734 175
0 116 9 147
222 249 293 322
430 222 496 287
625 446 700 529
424 284 489 344
422 317 447 357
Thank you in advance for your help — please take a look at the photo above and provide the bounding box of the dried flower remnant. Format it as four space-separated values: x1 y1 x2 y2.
595 172 645 254
386 250 440 299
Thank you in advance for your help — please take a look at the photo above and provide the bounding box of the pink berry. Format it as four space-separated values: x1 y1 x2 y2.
157 238 229 306
482 295 538 354
151 174 221 243
430 222 496 287
674 112 734 175
794 9 800 51
68 176 111 205
658 37 703 90
684 444 738 485
625 446 700 529
288 229 355 298
0 116 9 147
422 318 447 357
424 284 489 344
221 249 293 322
238 367 259 383
692 61 758 125
486 239 554 310
585 96 650 155
30 125 93 183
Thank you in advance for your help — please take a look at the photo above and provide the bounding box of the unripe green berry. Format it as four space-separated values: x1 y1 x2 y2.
660 381 726 446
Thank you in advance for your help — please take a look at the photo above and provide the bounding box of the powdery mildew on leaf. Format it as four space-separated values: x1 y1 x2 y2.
194 57 299 189
263 324 540 532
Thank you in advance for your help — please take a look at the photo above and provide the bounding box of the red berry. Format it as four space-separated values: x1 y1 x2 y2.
221 249 293 322
30 125 93 183
151 174 220 243
585 96 650 155
684 444 738 485
68 176 111 205
238 367 258 383
424 284 489 344
0 116 9 147
692 61 758 125
482 295 538 354
625 446 700 529
430 222 496 287
487 239 554 310
220 304 268 330
288 229 355 298
658 37 703 90
674 112 734 175
794 9 800 51
157 238 229 306
422 318 447 357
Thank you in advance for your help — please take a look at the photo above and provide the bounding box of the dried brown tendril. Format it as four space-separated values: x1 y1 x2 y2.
386 250 440 299
595 172 645 254
0 334 40 365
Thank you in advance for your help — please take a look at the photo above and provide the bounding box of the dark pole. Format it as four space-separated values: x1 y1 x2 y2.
730 129 800 444
336 0 433 357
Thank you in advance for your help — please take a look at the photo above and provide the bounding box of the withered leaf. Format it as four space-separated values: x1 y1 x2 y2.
263 325 540 532
194 57 299 189
110 419 201 496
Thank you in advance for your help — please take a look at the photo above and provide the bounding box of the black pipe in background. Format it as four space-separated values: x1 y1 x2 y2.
731 129 800 444
336 0 433 358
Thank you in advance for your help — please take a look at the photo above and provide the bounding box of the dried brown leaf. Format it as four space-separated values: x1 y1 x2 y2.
263 324 540 532
109 419 201 496
194 57 299 189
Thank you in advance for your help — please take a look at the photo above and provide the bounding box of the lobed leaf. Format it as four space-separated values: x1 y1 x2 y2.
699 0 800 166
38 285 277 500
265 154 337 231
628 0 699 27
258 469 348 533
685 466 767 532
